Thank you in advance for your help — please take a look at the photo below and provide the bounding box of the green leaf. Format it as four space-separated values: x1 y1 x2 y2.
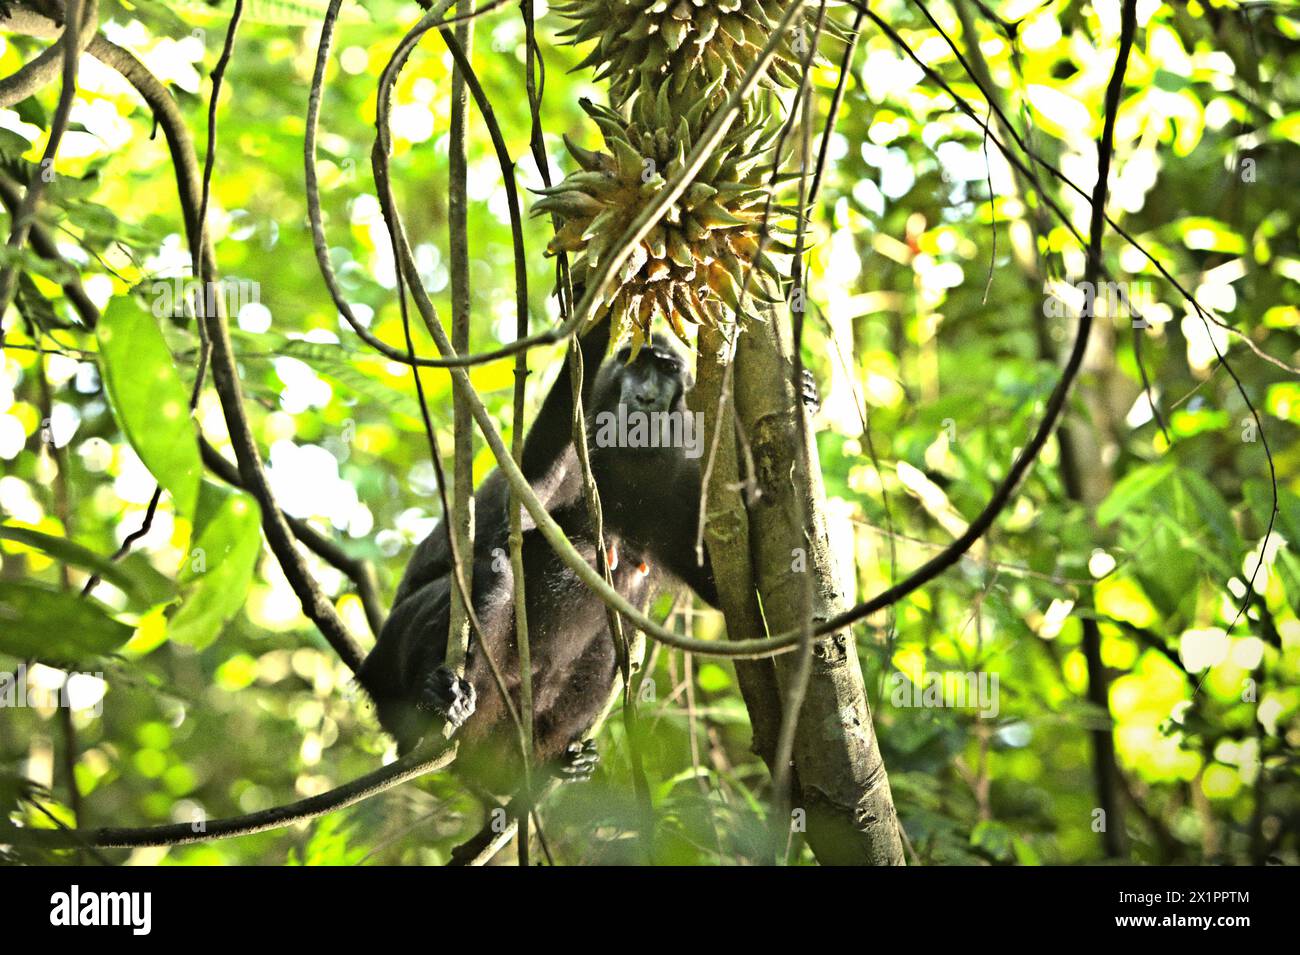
1244 482 1300 550
278 339 429 421
1025 85 1092 140
96 296 202 520
1274 486 1300 548
0 127 33 163
1152 68 1186 93
1135 521 1201 618
1271 111 1300 146
15 273 63 334
970 820 1014 862
0 581 133 664
1098 464 1173 526
1277 550 1300 617
1174 471 1239 556
166 482 262 650
11 96 46 129
0 524 171 608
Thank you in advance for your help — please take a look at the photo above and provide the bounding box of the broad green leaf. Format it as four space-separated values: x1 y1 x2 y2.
11 95 46 130
1098 463 1173 526
0 581 133 663
0 127 33 163
167 482 262 650
1135 520 1201 618
96 297 202 520
1244 481 1300 548
1152 69 1186 93
0 524 171 608
14 274 60 334
970 820 1014 862
1278 488 1300 548
1277 550 1300 616
696 663 731 693
1174 472 1239 556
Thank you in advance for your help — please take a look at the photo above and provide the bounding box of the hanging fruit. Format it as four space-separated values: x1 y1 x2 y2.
533 83 797 352
553 0 821 104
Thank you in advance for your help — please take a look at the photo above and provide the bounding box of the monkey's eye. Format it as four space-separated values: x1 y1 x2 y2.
646 347 680 370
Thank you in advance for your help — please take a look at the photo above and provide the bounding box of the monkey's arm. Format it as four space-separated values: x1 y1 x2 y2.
358 577 470 752
518 305 611 483
391 311 611 607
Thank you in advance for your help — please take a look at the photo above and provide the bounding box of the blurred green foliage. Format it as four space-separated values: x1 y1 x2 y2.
1 0 1298 864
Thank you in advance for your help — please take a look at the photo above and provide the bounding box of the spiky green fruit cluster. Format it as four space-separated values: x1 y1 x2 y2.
533 85 793 350
554 0 814 103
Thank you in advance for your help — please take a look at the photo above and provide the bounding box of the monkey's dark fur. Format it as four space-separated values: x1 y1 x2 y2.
358 318 719 791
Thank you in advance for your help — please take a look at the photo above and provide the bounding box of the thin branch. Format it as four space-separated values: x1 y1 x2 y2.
808 4 864 206
445 0 475 680
493 10 536 866
79 486 162 598
0 174 99 327
0 0 93 339
1 738 455 848
82 34 366 671
305 0 554 370
199 437 385 637
195 0 243 279
0 1 95 108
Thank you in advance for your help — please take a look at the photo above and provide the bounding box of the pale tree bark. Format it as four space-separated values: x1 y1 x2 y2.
715 316 905 866
690 327 783 771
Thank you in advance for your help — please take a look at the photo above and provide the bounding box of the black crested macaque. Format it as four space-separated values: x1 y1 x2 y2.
358 318 719 792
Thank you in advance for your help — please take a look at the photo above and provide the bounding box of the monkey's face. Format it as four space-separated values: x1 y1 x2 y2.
588 337 699 465
609 338 692 415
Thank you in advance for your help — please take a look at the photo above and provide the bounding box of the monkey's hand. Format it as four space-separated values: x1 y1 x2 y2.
559 739 599 782
799 367 820 415
417 665 477 732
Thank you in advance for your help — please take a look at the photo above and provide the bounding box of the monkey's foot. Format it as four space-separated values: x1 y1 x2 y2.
417 665 477 732
800 368 821 414
560 739 599 782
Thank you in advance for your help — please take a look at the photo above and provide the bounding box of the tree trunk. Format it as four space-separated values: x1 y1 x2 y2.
720 316 905 866
691 327 784 772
